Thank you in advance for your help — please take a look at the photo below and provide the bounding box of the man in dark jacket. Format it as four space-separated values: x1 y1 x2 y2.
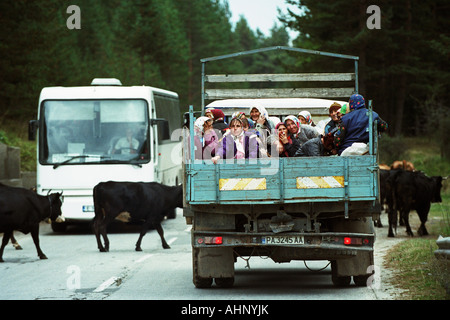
334 94 388 155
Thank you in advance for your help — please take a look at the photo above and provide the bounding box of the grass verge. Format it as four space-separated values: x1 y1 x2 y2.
383 185 449 300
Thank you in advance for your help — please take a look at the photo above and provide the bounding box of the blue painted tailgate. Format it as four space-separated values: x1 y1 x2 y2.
185 156 378 205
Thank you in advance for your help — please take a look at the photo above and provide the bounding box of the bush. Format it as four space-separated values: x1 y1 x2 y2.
378 135 409 165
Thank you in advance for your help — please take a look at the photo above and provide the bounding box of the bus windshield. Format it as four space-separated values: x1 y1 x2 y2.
40 99 150 167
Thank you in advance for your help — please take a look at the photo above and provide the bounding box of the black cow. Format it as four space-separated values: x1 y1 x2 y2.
92 181 183 252
393 171 443 237
381 169 404 237
0 183 63 262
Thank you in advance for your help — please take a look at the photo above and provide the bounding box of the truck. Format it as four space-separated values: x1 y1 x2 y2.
183 47 381 288
29 78 183 231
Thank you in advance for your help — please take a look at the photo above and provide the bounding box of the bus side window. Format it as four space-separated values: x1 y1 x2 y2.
154 94 181 143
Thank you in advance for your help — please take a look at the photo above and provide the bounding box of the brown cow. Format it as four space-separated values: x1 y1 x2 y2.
391 160 415 171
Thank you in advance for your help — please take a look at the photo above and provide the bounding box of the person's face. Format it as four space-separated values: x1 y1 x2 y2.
203 120 213 132
285 119 298 134
298 116 307 124
250 108 260 121
205 112 214 119
330 108 340 122
277 124 287 137
229 120 243 136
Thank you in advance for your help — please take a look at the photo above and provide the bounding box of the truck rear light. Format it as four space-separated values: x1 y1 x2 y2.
344 237 363 245
198 237 223 245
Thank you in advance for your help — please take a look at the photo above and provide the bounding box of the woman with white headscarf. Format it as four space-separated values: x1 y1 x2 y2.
249 104 274 135
193 116 218 159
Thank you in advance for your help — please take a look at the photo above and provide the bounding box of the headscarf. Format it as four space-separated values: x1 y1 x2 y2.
340 103 348 115
275 122 286 130
211 109 225 121
285 115 300 129
349 94 365 111
298 111 312 125
205 108 214 118
194 116 211 135
269 116 282 127
249 104 269 120
231 111 246 120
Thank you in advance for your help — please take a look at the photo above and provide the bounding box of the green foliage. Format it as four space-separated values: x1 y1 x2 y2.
1 0 447 142
378 135 409 166
281 0 450 138
0 0 291 122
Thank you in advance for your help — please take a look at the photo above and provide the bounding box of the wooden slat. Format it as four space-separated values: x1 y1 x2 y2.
205 88 355 100
205 73 355 83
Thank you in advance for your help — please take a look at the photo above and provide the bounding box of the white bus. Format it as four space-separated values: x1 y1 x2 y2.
29 78 183 231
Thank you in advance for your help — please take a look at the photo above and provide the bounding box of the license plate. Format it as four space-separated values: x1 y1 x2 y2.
82 205 95 212
262 235 304 245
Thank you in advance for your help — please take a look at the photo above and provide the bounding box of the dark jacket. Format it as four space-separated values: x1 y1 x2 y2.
335 104 388 155
294 137 327 157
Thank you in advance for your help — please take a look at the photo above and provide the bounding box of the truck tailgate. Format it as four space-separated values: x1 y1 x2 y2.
186 156 378 205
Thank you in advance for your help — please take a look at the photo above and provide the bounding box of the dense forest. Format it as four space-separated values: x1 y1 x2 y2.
0 0 448 143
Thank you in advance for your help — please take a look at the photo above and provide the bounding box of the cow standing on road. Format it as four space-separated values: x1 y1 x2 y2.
92 181 183 252
0 183 63 262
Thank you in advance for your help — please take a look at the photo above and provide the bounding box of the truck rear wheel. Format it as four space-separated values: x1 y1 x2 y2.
353 274 371 287
331 261 351 287
194 276 213 288
192 248 213 288
215 277 234 288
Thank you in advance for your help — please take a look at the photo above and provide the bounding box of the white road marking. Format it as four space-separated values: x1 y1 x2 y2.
167 237 177 245
93 276 118 293
135 254 154 264
94 237 178 293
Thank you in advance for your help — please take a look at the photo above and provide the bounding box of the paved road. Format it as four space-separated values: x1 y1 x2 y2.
0 209 399 303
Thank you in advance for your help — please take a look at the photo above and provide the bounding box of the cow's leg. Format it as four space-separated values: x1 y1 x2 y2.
402 209 414 237
30 224 47 259
93 217 107 252
0 231 13 262
135 222 150 252
417 205 430 236
10 234 22 250
155 222 170 249
387 208 396 237
101 224 110 252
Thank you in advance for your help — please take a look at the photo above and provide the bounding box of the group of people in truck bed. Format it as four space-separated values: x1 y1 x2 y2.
192 94 388 162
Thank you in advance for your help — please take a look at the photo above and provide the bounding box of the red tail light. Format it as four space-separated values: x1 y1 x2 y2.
344 237 365 245
199 237 223 245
